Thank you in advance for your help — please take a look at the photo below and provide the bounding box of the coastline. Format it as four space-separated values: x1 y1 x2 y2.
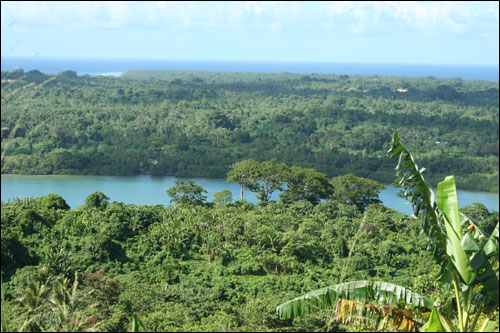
2 57 499 81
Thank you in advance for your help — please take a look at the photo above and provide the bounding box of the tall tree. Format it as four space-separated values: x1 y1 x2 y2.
227 159 290 203
280 166 333 204
255 159 290 203
226 159 260 201
330 174 385 212
166 180 207 206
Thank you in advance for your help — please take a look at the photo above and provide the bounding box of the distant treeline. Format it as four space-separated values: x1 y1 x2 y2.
1 69 498 191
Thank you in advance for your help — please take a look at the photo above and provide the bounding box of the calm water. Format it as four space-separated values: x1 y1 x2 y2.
2 57 498 81
1 175 498 215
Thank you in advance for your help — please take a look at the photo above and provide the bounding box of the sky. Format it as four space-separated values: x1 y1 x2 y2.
1 1 499 65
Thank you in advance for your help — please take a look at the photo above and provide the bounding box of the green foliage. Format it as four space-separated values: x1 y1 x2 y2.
276 131 499 332
40 194 70 211
330 174 385 212
2 69 498 192
130 313 148 332
281 166 333 205
254 159 290 203
84 192 110 210
460 203 499 235
388 130 499 331
227 159 261 201
212 189 233 205
1 136 497 331
227 158 290 203
228 159 334 205
1 275 10 332
166 180 207 206
0 182 443 331
1 228 36 274
14 267 100 332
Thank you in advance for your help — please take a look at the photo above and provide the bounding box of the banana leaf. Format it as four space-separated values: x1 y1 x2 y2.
420 307 452 332
388 131 448 269
389 131 499 314
437 176 472 284
436 170 498 313
276 280 434 320
467 221 499 313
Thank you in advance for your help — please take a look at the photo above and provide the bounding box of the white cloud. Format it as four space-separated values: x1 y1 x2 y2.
325 1 355 16
244 1 263 15
319 1 499 36
1 1 497 35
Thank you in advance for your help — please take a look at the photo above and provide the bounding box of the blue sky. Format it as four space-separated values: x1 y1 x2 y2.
1 1 499 65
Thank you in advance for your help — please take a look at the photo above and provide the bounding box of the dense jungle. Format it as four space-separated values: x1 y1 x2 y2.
1 142 499 332
1 69 498 332
1 69 498 191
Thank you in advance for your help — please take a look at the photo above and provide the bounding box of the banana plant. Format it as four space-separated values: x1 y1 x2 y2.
17 268 100 332
388 130 498 332
276 131 498 332
277 280 434 332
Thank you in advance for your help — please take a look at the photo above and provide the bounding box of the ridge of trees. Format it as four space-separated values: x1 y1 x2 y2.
1 69 498 192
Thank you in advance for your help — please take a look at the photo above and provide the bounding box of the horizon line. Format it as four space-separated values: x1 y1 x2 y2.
1 55 498 67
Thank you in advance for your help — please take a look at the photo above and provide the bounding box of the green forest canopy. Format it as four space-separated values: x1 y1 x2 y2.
1 126 498 331
1 170 498 331
1 69 498 192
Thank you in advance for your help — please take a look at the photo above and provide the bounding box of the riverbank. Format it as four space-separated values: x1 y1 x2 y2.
2 170 498 194
2 174 498 214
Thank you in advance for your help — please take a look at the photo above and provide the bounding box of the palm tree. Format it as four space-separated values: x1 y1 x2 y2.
276 131 498 332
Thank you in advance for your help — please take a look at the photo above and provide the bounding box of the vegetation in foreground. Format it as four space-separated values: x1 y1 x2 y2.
1 132 498 332
277 131 499 332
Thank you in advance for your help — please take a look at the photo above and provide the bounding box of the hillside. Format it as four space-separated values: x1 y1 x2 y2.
1 69 498 191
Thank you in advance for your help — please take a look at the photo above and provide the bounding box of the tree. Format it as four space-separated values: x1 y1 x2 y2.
276 131 499 332
330 174 385 212
167 180 207 206
212 190 233 205
40 194 70 210
84 192 110 210
227 159 290 203
226 159 260 201
280 166 333 205
254 159 290 203
17 267 98 332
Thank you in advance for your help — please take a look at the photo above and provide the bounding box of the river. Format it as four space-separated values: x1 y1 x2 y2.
1 174 498 215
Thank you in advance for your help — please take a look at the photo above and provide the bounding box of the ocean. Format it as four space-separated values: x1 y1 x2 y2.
1 57 498 81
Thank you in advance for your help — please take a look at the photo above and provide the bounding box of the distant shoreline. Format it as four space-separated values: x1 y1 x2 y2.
2 174 499 212
1 173 499 195
2 57 498 81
